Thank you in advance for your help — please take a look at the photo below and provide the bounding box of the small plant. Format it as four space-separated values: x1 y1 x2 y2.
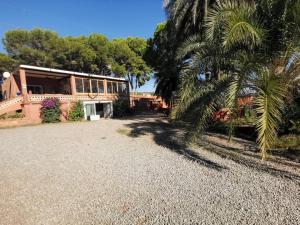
7 112 24 119
68 101 84 121
41 98 61 123
275 135 300 150
289 120 300 134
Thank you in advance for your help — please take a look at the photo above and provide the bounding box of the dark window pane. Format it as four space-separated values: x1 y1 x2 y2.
75 78 83 93
98 80 104 93
91 80 98 93
83 79 91 93
121 83 128 95
118 83 123 94
107 81 112 94
112 82 118 94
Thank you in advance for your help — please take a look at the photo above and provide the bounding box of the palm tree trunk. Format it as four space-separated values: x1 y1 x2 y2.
261 147 267 161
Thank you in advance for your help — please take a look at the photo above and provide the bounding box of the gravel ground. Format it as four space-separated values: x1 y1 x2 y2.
0 116 299 225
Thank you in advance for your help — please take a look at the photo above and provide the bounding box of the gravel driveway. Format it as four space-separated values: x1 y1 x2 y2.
0 116 299 225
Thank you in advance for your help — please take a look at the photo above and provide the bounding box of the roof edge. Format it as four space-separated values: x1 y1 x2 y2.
19 65 127 81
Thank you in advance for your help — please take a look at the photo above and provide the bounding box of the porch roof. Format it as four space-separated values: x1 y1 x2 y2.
19 65 127 81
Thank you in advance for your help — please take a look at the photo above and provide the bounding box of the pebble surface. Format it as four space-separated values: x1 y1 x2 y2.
0 117 299 225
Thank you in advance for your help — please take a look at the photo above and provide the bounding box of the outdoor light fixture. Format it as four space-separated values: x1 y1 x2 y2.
2 71 11 79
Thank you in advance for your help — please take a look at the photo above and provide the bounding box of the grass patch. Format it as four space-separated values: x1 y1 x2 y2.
116 128 141 138
116 128 131 136
275 135 300 150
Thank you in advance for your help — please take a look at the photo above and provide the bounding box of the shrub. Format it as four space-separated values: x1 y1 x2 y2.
7 112 24 119
68 101 84 121
280 94 300 134
41 98 61 123
289 120 300 134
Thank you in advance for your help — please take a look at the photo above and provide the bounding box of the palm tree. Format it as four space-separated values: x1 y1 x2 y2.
174 0 300 160
149 1 217 103
165 0 215 38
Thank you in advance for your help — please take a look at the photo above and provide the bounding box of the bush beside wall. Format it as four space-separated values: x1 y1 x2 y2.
41 98 61 123
68 101 84 121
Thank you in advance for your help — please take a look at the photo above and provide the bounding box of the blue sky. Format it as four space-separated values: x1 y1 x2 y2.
0 0 165 92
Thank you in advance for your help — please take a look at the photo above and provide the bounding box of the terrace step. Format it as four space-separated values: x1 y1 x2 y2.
0 96 23 116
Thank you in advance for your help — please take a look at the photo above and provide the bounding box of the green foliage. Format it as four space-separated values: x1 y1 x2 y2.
68 101 84 121
0 112 24 120
145 23 180 103
41 108 61 123
289 120 300 134
7 112 24 119
170 0 300 160
280 93 300 134
109 38 152 90
1 29 151 81
254 68 289 159
41 98 61 123
275 135 300 150
0 53 16 74
165 0 214 39
4 29 60 68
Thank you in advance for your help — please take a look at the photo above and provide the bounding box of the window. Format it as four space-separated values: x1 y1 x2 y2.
107 81 113 94
123 83 128 95
91 80 98 93
118 83 123 94
112 82 118 94
118 82 128 95
27 85 43 94
98 80 104 93
83 79 91 93
84 103 96 118
75 78 84 93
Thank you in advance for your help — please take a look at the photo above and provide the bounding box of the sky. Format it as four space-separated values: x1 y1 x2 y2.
0 0 166 92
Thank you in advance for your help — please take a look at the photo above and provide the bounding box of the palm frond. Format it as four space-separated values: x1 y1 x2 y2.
254 68 288 160
174 73 232 134
206 0 264 49
176 35 203 60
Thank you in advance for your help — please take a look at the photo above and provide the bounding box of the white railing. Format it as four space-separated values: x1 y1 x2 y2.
0 94 127 110
0 96 23 111
28 94 125 103
29 94 74 102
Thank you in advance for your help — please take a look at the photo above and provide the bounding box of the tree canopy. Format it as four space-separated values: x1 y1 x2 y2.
148 0 300 160
1 29 152 89
145 23 180 103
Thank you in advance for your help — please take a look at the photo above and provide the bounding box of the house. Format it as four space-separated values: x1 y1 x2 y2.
130 93 169 112
0 65 130 122
213 95 254 122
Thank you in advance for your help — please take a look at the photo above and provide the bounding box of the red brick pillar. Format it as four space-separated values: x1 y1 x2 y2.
104 79 108 95
70 75 76 95
19 68 29 103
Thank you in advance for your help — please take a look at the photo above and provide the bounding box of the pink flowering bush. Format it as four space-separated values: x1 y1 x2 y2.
41 98 61 123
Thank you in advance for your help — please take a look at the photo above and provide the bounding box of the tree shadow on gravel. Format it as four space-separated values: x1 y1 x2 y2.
123 115 300 183
124 117 227 171
200 133 300 167
196 137 300 182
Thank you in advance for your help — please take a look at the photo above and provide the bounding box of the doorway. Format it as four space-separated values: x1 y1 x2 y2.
95 103 104 117
84 103 96 120
83 101 113 120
